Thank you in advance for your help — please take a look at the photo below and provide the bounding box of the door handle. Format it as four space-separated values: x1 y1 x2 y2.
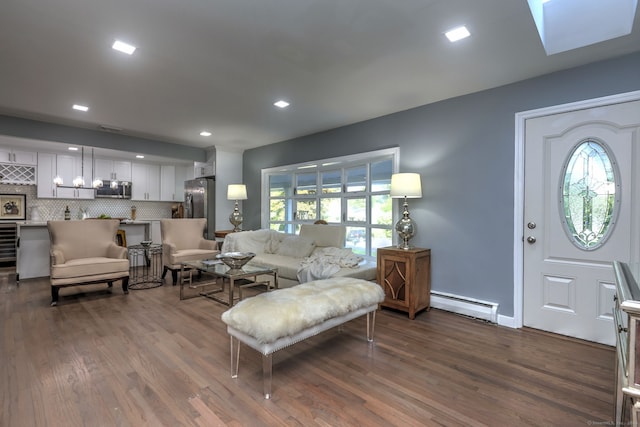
527 236 536 244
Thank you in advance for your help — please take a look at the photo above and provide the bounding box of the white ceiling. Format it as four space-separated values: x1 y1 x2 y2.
1 0 639 151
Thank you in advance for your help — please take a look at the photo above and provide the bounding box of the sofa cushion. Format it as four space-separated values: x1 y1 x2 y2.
167 248 218 265
51 257 129 279
299 224 345 248
252 253 303 280
223 229 277 253
273 235 316 258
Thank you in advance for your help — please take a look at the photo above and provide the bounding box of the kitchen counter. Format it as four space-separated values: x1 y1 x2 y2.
16 221 151 281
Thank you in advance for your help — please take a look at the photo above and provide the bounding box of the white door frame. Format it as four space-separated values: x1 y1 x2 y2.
511 89 640 329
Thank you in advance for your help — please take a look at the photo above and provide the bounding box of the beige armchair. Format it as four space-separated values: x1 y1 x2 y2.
47 219 130 306
160 218 219 285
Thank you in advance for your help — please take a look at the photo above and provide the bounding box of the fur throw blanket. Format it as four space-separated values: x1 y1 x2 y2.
297 247 364 283
221 277 384 343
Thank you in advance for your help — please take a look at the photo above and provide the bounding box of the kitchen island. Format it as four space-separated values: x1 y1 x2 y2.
16 220 151 282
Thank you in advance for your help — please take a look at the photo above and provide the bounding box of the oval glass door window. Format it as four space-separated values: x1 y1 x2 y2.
561 140 619 250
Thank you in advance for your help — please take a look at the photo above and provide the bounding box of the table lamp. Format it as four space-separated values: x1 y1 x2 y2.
390 173 422 249
227 184 247 232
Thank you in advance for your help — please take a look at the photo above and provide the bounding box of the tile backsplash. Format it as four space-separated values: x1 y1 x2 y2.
0 184 176 220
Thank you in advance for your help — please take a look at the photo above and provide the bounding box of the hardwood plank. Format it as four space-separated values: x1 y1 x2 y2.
0 274 615 426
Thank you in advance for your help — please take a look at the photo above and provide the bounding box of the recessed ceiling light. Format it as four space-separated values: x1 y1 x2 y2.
136 155 144 159
68 147 79 151
274 100 290 108
200 131 212 137
112 40 136 55
72 104 89 112
445 26 471 42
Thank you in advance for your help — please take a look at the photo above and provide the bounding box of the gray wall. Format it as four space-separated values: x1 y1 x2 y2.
244 51 640 317
0 115 207 162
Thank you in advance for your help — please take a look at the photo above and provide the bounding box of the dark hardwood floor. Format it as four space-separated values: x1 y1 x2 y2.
0 273 615 426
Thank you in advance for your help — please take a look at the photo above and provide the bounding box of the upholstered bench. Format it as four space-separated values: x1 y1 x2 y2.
221 277 385 399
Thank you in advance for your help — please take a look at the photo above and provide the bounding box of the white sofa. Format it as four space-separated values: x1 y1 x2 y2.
220 224 377 288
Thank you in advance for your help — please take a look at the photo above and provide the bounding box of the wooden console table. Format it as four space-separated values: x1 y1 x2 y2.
377 247 431 319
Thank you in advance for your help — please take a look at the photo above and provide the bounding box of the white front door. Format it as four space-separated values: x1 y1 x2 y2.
523 100 640 345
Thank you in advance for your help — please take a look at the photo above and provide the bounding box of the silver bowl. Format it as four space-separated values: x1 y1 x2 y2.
216 252 256 269
140 240 153 247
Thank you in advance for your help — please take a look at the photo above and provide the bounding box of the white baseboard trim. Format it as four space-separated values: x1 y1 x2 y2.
431 291 499 323
497 314 517 329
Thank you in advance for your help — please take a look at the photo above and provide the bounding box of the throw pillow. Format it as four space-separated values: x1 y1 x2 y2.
275 235 316 258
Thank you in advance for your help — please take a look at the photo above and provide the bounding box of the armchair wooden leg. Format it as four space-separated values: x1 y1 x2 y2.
122 277 129 294
171 269 178 286
50 286 59 307
162 265 169 279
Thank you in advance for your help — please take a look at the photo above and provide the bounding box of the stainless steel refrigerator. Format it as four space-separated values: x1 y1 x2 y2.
184 177 215 240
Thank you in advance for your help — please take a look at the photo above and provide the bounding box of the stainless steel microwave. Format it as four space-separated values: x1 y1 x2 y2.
95 180 131 199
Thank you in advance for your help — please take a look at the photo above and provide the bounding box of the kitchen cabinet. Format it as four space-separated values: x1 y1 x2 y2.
56 154 93 189
37 153 58 198
160 165 178 201
132 163 160 201
94 158 131 182
0 147 37 165
37 153 95 199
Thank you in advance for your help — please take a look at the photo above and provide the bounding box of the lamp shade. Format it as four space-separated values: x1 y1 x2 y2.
227 184 247 200
390 173 422 198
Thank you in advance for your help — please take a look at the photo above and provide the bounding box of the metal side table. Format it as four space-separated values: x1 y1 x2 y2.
128 243 163 289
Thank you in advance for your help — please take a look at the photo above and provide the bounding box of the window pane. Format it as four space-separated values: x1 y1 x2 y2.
561 140 618 250
296 173 317 195
321 170 342 194
346 166 366 192
346 197 366 222
320 197 341 223
371 194 392 225
270 174 292 197
371 159 392 192
345 226 366 255
269 199 286 221
270 223 287 232
295 200 317 220
371 228 393 256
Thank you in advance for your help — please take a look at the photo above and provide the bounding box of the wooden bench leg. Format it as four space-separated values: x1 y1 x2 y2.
262 353 273 399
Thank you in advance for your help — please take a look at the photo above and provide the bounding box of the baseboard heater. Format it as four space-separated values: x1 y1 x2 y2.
430 291 499 323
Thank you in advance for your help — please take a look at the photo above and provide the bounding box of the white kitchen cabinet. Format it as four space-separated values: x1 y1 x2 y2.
160 165 178 201
37 152 95 199
173 164 190 202
36 153 57 198
94 158 131 182
56 154 93 190
0 147 37 165
132 163 160 201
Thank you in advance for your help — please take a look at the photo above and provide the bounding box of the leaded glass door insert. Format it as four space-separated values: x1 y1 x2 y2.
560 139 620 251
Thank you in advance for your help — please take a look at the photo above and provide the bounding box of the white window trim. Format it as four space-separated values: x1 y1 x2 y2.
261 147 400 246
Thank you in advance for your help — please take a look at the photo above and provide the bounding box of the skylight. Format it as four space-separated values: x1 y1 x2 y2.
112 40 136 55
445 26 471 42
527 0 637 55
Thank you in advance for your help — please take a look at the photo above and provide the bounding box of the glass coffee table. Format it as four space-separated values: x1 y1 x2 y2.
180 260 278 306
